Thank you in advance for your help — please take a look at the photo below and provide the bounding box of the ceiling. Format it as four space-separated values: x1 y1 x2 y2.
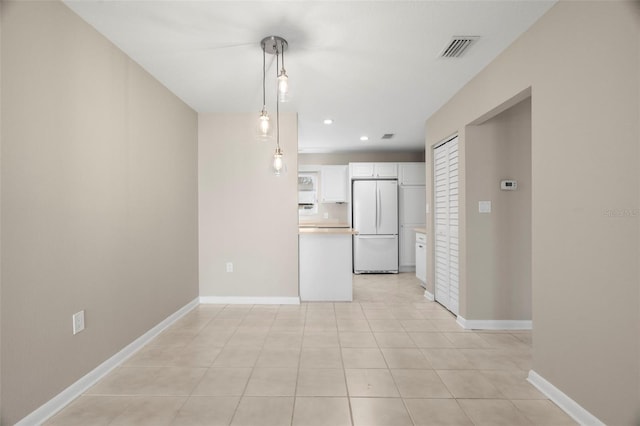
63 1 555 154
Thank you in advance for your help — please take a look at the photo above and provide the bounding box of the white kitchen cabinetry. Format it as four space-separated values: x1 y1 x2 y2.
398 184 426 272
399 163 426 186
349 163 398 178
299 232 353 301
415 232 427 285
350 163 374 178
400 225 417 269
320 165 348 203
399 186 426 224
374 163 398 178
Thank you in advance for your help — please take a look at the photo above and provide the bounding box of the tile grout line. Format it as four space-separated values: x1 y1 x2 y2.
226 303 262 426
166 304 226 424
378 301 419 426
289 302 308 426
339 301 363 426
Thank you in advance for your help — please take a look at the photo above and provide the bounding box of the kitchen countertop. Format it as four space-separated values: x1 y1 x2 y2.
414 227 427 234
299 227 359 235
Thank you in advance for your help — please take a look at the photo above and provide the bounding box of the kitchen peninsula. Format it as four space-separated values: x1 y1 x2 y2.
299 225 358 301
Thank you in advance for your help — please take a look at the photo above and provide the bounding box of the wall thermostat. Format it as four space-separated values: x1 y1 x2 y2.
500 180 517 191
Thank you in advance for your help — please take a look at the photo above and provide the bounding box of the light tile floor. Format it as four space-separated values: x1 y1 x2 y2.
45 273 577 425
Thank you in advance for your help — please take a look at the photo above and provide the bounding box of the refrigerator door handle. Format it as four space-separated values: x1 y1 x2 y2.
375 187 379 231
377 187 381 230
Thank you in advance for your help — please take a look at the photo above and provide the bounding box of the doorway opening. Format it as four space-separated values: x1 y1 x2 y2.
462 94 532 326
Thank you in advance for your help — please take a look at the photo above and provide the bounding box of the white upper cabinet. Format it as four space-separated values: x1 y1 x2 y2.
350 163 375 177
374 163 398 178
349 163 398 178
399 163 426 186
320 165 349 203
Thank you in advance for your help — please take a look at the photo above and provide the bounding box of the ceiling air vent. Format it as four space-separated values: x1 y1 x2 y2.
440 36 479 58
381 133 395 140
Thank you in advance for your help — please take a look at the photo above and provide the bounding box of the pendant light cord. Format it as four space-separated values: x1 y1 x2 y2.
262 43 266 108
276 47 281 150
280 39 286 73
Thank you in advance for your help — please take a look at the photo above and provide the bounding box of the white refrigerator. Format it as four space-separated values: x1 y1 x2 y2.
352 180 399 273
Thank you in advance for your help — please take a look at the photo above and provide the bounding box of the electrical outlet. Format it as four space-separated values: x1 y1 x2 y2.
72 310 85 335
226 262 233 273
323 212 329 219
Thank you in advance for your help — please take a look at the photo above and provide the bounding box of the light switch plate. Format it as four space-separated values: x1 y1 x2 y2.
479 201 492 213
73 310 85 335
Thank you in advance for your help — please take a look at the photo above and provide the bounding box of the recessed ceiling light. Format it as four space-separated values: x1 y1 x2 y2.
323 119 333 125
360 136 369 141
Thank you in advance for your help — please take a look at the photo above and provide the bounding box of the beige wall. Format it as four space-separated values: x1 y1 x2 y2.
465 98 531 320
425 2 639 424
299 150 424 165
0 1 3 418
1 2 199 424
199 113 299 298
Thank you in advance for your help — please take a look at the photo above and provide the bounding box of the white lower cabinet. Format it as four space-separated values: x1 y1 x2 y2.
299 233 353 301
415 232 427 285
398 184 425 272
400 224 418 271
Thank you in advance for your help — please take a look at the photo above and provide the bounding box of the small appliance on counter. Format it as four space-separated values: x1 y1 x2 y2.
298 172 318 215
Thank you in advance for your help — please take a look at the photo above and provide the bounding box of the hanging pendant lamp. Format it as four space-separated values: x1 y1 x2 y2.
277 39 289 103
272 45 286 175
258 36 289 176
257 40 271 139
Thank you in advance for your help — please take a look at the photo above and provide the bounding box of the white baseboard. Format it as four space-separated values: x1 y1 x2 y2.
200 296 300 305
423 290 435 301
16 297 199 426
527 370 604 426
456 316 532 330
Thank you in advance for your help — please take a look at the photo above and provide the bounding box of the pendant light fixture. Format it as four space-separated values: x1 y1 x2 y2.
272 45 285 175
277 41 289 103
259 36 289 176
257 40 271 139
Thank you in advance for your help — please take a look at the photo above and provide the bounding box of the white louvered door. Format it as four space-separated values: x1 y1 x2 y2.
433 136 459 315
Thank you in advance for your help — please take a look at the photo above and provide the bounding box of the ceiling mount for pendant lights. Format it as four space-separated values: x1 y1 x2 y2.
261 36 289 103
258 35 290 176
261 35 287 55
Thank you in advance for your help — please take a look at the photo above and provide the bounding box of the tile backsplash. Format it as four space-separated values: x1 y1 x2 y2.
299 202 349 225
